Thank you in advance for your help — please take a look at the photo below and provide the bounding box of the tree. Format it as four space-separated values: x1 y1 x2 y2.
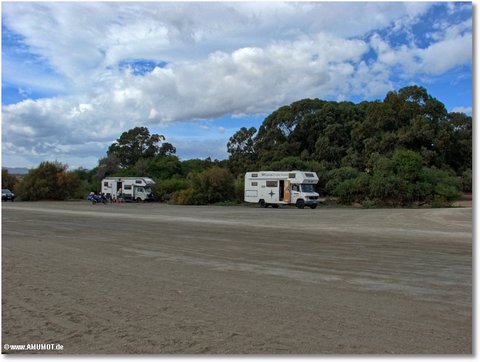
2 169 18 191
17 161 81 201
444 112 472 174
174 167 235 205
254 105 302 164
136 155 183 179
107 127 175 168
325 167 370 204
349 86 451 170
368 150 461 206
227 127 258 176
181 158 215 176
96 154 121 180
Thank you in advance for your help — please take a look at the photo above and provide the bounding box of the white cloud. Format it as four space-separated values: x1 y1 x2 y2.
419 33 472 74
451 106 472 115
2 2 434 83
369 15 472 78
3 32 370 152
169 137 229 161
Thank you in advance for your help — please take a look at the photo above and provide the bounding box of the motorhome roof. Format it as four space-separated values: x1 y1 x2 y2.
103 177 153 180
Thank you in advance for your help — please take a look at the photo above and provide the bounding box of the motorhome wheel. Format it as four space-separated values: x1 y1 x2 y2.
296 199 305 209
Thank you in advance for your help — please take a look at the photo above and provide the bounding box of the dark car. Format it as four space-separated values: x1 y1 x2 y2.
2 189 15 202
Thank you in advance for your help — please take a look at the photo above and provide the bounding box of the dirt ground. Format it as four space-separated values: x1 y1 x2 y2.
1 201 472 354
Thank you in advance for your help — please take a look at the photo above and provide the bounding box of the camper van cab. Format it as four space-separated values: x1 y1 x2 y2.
244 171 319 209
101 177 155 202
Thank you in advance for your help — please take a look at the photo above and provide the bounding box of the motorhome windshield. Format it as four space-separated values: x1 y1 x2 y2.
301 184 315 193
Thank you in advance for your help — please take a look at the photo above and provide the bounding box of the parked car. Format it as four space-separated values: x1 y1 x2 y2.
2 189 15 202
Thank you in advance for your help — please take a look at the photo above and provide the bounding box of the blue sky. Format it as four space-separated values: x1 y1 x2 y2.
2 2 473 169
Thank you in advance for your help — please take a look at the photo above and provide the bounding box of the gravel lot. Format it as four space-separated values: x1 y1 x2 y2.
1 201 472 354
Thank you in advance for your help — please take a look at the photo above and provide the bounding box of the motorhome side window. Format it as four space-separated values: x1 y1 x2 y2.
103 182 109 187
266 181 277 187
289 173 296 178
252 173 258 177
305 173 315 178
124 185 132 190
135 180 142 184
251 182 258 186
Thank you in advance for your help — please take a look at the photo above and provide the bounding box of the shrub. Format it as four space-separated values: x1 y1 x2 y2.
172 167 235 205
361 198 376 208
461 169 472 193
326 167 370 204
172 187 195 205
369 173 403 206
2 169 18 191
234 176 245 203
325 167 359 195
391 149 423 181
154 177 190 202
368 150 446 206
420 168 462 204
17 161 81 201
190 167 235 204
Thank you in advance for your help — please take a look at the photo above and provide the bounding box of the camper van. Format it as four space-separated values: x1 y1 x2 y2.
101 177 155 202
244 171 319 209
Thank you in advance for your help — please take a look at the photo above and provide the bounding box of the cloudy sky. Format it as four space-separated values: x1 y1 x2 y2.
2 2 472 169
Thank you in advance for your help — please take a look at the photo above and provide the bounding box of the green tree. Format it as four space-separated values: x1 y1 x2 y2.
368 150 461 206
254 106 301 164
107 126 175 168
174 167 235 205
71 167 98 195
154 177 190 202
444 112 472 174
18 161 81 201
96 154 121 180
181 158 215 176
136 155 183 179
2 169 18 191
227 127 258 176
350 86 450 170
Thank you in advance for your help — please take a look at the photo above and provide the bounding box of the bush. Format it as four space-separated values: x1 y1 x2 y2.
420 168 462 204
369 165 461 207
171 166 235 205
154 177 190 202
172 187 195 205
326 167 370 204
361 198 376 208
325 153 463 206
335 174 370 204
234 176 245 203
369 150 426 206
391 149 423 181
369 173 403 206
2 169 18 191
17 161 81 201
461 169 472 193
325 167 360 195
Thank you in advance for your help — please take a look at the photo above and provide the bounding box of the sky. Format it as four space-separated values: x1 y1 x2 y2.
1 1 473 170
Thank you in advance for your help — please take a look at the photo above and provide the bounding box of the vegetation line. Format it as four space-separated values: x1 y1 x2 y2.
3 86 471 208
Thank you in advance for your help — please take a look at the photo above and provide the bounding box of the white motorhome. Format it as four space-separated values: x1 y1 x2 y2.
101 177 155 202
244 171 320 209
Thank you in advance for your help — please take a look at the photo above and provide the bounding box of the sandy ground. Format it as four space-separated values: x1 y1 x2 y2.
1 201 472 354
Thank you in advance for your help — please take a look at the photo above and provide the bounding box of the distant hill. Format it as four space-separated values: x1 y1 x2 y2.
3 167 29 175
